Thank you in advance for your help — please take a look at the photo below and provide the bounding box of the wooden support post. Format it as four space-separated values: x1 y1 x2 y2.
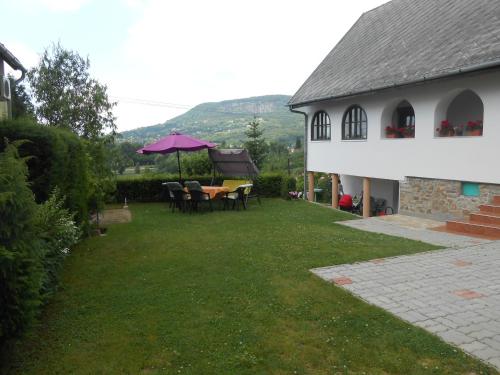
363 177 371 218
331 173 339 209
307 171 315 202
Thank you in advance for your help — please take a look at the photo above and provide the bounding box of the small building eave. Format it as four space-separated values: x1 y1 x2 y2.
0 42 27 83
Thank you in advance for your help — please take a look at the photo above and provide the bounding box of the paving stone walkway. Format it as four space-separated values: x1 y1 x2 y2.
313 218 500 369
339 215 490 248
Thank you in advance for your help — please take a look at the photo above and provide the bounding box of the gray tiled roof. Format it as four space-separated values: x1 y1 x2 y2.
0 42 27 73
289 0 500 107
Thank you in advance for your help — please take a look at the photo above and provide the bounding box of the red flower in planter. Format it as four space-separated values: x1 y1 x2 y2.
385 125 400 137
437 120 454 136
466 119 483 133
441 120 451 128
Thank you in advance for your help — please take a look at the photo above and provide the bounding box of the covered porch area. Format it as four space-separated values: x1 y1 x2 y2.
306 172 400 218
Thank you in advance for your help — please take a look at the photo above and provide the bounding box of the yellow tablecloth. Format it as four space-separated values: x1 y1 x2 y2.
202 186 230 199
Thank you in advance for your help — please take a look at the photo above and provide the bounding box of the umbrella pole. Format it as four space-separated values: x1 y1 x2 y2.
177 150 181 182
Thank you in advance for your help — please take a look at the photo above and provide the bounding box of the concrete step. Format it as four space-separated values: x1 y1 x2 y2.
446 220 500 239
493 196 500 205
479 204 500 215
470 212 500 226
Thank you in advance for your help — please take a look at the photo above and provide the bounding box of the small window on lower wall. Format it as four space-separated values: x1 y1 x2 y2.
461 182 480 197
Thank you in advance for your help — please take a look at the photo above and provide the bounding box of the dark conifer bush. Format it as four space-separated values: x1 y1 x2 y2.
0 141 42 342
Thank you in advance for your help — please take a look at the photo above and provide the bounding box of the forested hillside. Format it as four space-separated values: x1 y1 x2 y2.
120 95 303 146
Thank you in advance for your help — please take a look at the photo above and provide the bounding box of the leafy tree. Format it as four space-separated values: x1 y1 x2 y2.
86 137 116 215
295 136 302 149
183 152 212 176
109 148 130 175
108 142 134 175
28 43 117 217
155 154 177 174
262 142 289 173
244 118 267 169
28 42 116 139
8 77 35 120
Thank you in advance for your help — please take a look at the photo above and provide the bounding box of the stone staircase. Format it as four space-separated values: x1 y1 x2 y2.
446 195 500 239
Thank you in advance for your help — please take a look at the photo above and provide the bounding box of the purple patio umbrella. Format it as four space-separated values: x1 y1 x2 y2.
137 132 216 181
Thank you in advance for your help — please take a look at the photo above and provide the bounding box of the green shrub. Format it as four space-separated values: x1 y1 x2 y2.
182 153 212 175
253 174 284 198
113 173 291 202
0 141 42 343
280 176 297 198
35 189 80 300
0 119 89 226
315 174 332 203
0 145 81 344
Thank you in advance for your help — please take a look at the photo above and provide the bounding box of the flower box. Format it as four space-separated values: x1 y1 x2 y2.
465 120 483 136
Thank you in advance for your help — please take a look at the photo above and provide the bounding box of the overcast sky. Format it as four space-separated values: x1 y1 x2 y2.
2 0 388 132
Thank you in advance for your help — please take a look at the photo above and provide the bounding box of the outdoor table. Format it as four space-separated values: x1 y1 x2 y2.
201 186 230 199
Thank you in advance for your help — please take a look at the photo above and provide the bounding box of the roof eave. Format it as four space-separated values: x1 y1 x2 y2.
0 43 27 73
289 59 500 109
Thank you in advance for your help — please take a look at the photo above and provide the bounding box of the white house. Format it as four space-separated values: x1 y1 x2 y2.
289 0 500 236
0 42 27 120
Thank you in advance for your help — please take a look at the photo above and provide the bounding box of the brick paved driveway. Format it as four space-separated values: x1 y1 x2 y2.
312 241 500 369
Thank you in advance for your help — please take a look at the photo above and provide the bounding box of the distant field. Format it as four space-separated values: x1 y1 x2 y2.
121 166 158 175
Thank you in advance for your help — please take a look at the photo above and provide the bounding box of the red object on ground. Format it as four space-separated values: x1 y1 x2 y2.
339 194 353 209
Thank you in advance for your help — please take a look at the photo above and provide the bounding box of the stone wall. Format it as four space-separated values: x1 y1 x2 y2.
399 177 500 221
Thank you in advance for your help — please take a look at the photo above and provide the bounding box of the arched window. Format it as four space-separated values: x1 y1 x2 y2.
311 111 331 141
342 105 367 140
385 100 415 138
437 90 483 137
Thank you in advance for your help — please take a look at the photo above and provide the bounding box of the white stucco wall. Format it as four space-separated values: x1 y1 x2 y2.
299 70 500 184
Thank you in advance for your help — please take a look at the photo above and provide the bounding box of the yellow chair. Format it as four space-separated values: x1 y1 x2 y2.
222 180 253 210
222 180 252 195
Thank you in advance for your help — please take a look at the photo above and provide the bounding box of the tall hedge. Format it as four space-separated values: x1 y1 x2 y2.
0 119 89 225
113 173 297 203
0 143 81 344
0 142 42 342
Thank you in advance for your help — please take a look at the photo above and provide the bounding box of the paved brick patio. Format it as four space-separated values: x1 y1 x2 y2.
312 240 500 369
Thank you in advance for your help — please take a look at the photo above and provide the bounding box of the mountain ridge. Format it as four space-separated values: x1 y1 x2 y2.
119 94 303 146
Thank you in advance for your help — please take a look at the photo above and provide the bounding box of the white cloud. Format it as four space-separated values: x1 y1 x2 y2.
42 0 90 11
91 0 390 131
17 0 91 12
123 0 148 9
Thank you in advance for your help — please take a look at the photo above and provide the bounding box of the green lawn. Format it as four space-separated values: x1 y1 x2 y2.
2 200 495 374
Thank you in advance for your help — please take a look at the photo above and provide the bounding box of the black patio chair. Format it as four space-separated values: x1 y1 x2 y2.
246 184 261 206
184 180 213 212
373 198 387 216
352 194 376 216
162 182 175 208
222 184 252 210
164 182 190 213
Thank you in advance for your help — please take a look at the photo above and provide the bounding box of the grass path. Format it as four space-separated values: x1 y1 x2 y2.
2 200 495 374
